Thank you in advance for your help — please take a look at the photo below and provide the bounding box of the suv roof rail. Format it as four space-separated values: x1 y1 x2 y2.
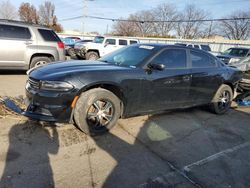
0 19 48 28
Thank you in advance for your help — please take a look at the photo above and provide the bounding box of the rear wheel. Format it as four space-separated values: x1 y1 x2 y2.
30 56 51 68
74 88 121 135
209 84 233 114
86 51 99 60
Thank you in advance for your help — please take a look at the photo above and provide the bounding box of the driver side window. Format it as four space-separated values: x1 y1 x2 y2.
153 49 187 69
105 39 116 45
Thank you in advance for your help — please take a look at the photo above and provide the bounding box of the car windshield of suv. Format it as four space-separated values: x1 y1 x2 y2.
99 45 156 67
222 48 248 57
93 36 104 43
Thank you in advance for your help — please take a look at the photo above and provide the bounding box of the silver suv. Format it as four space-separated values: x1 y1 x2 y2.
0 20 65 70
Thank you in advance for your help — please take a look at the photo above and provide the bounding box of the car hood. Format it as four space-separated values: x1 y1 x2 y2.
28 60 130 80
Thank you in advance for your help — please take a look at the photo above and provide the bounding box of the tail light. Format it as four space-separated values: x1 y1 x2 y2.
57 41 65 49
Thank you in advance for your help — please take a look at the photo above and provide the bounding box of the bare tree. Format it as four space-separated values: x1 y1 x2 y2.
39 1 55 26
130 10 155 37
175 4 208 39
112 16 138 36
19 3 39 24
152 3 178 37
39 1 63 32
219 11 250 40
0 0 17 20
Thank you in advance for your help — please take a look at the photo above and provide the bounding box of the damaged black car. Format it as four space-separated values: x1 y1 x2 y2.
24 44 243 135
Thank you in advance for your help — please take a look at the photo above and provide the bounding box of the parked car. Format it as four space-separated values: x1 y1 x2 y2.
217 47 250 65
24 44 242 135
0 19 65 70
233 56 250 92
74 36 139 60
62 38 92 58
175 43 211 52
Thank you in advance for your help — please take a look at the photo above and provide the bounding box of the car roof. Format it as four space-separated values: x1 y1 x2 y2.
0 19 48 29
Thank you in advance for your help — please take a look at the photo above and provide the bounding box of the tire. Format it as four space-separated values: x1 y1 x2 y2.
209 84 233 114
85 51 99 60
74 88 121 135
68 48 77 59
30 56 51 69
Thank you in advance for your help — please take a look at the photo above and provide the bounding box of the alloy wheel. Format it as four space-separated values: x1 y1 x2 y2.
218 90 231 110
87 100 114 128
35 60 47 67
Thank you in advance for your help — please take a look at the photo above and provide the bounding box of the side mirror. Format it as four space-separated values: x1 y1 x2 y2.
104 42 109 47
148 63 165 71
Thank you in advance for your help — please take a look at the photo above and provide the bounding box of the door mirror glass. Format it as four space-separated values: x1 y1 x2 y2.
148 63 165 71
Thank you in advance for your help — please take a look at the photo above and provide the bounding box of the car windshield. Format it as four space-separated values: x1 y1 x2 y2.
99 45 156 67
93 36 104 43
62 38 75 45
222 48 248 57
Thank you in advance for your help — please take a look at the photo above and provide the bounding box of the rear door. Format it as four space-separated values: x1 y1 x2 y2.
0 24 32 68
141 48 192 112
189 49 223 105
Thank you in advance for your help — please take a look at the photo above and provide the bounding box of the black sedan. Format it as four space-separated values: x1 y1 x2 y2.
25 44 242 135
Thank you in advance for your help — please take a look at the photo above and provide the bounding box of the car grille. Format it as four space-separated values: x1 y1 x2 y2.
28 77 40 89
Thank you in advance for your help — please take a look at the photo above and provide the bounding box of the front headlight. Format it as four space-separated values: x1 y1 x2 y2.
40 81 74 91
229 58 241 64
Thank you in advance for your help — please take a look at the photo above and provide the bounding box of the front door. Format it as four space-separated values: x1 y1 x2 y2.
102 38 118 56
141 48 192 112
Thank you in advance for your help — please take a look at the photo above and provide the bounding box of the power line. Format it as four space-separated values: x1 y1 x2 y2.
59 15 250 23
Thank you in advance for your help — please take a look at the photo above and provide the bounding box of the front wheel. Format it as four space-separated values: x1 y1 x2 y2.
85 51 99 60
209 84 233 114
74 88 121 135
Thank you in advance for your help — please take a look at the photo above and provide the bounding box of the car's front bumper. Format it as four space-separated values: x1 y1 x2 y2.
24 85 76 123
74 48 86 58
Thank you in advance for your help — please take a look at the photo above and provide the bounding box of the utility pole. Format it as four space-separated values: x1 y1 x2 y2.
82 0 94 36
106 24 109 34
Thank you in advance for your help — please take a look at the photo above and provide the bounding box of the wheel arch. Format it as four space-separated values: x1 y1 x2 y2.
29 53 55 68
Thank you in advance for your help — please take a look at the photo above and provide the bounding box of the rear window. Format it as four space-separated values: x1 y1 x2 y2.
0 24 31 39
119 39 128 45
38 29 60 42
191 50 216 68
130 40 138 44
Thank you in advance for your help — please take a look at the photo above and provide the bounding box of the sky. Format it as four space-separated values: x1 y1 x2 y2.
8 0 250 34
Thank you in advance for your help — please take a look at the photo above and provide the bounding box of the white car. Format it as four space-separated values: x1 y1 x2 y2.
74 36 139 60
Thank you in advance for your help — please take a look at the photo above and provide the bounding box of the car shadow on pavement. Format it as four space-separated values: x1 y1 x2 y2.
0 121 59 188
92 107 250 188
